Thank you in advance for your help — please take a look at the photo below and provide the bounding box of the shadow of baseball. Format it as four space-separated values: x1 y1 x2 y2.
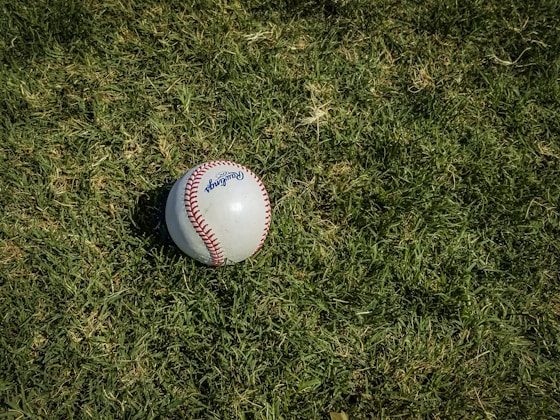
129 182 177 250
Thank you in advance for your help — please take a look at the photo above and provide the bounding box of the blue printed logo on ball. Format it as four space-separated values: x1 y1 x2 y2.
205 171 245 193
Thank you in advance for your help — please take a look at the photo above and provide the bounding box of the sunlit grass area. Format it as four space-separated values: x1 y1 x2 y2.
1 0 559 417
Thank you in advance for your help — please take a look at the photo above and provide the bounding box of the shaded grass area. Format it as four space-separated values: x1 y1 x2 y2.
1 0 559 417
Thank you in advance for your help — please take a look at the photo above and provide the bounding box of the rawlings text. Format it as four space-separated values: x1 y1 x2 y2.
204 171 245 193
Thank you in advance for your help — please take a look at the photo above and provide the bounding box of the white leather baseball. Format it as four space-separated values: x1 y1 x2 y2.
165 161 271 266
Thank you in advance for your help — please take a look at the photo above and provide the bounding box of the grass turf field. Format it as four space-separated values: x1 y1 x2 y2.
1 0 559 418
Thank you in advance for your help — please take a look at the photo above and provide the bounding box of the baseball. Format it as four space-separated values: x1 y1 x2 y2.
165 161 271 266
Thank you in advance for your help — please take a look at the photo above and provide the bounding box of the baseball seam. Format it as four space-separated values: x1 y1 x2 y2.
249 170 271 257
184 161 225 266
183 160 270 266
221 161 272 258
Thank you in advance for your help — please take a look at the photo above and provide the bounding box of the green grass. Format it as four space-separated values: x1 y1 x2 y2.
1 0 559 417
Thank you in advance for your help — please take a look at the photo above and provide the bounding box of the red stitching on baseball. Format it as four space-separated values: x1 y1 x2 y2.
184 162 226 266
219 161 272 257
244 165 271 257
184 160 271 265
